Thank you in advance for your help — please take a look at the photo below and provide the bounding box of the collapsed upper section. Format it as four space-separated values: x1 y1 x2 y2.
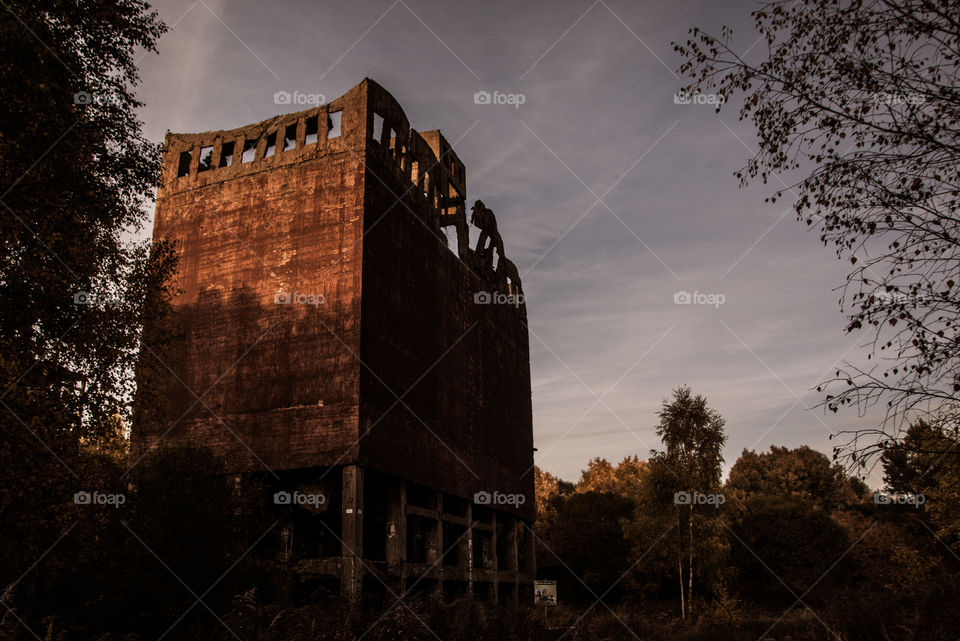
159 78 523 299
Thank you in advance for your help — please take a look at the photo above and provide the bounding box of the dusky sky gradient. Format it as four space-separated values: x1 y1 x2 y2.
135 0 884 485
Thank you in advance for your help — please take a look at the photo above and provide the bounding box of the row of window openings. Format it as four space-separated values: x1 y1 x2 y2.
179 109 461 201
373 112 463 187
373 112 452 188
177 112 342 177
371 113 425 198
371 114 460 208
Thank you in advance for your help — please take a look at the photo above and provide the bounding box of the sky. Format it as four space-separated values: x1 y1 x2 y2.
135 0 886 486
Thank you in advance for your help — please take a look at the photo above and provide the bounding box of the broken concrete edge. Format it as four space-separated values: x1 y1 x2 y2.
156 78 522 299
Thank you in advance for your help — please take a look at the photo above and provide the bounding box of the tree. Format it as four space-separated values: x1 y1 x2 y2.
577 457 617 493
635 387 728 619
882 420 956 490
577 455 647 501
726 445 868 509
534 465 574 519
532 466 574 553
882 420 960 547
724 447 857 608
0 0 171 626
122 445 268 638
675 0 960 468
829 510 955 640
546 491 635 601
535 459 650 601
728 495 849 603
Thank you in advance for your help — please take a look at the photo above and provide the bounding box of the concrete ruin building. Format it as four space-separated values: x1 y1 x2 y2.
132 79 535 601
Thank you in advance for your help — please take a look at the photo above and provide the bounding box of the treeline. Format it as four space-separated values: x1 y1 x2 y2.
4 390 958 641
0 438 278 641
533 388 960 640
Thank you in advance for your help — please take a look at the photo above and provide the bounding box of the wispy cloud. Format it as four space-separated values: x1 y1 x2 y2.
137 0 885 487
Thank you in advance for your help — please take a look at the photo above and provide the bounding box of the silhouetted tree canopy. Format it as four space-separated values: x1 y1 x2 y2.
882 420 960 547
0 0 174 635
675 0 960 468
727 445 868 508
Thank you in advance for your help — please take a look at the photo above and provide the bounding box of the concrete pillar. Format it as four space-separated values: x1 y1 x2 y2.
508 516 520 604
490 512 499 602
386 478 407 592
505 515 518 571
433 491 444 592
341 464 364 598
524 521 535 603
464 502 474 596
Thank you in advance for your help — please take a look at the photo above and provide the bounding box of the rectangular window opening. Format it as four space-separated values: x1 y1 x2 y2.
327 110 342 139
442 225 457 251
219 141 235 167
283 123 297 151
242 137 259 163
264 132 277 158
372 113 384 143
448 183 463 210
177 150 192 177
197 145 213 172
304 116 319 145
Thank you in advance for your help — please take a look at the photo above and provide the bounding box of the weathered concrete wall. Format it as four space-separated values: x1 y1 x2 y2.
132 84 369 470
357 84 534 520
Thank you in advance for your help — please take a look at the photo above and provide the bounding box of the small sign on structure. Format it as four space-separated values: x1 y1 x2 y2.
534 580 557 606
